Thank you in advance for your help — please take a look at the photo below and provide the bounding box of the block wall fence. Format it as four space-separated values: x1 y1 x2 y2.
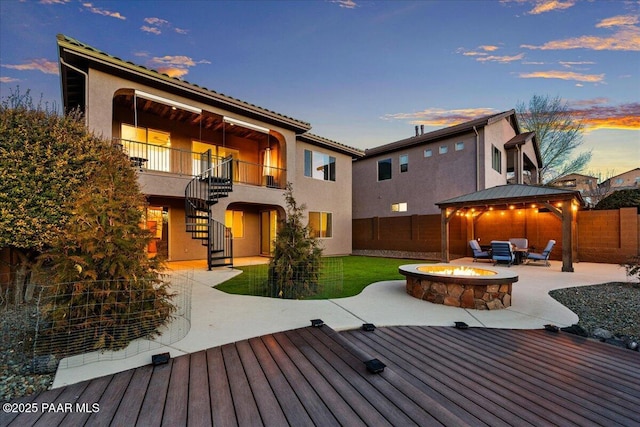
353 207 639 264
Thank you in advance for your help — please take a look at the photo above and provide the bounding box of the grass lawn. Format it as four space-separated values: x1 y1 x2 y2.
215 255 433 299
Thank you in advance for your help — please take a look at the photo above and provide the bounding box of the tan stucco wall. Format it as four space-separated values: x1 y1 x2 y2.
293 142 354 255
352 131 481 217
483 117 516 189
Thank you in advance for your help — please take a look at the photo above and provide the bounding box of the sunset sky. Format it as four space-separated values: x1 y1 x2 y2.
1 0 638 176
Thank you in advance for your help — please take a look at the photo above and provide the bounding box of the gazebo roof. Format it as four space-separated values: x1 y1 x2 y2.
436 184 583 208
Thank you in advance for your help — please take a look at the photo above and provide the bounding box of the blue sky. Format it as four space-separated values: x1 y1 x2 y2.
1 0 638 176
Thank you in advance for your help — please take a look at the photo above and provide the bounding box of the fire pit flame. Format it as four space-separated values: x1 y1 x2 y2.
417 266 498 277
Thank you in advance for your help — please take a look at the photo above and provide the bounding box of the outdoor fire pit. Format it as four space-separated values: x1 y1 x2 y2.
399 264 518 310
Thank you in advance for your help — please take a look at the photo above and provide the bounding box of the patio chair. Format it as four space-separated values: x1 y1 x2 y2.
469 240 491 262
508 238 528 251
526 240 556 266
509 238 529 264
491 241 515 267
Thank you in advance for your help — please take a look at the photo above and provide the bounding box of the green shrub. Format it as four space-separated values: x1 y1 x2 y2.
594 189 640 212
268 183 323 299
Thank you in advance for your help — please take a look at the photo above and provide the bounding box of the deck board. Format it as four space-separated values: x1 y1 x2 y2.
136 358 173 426
109 364 153 426
187 350 212 427
235 340 288 427
221 343 262 426
206 346 237 427
249 335 316 427
6 325 640 426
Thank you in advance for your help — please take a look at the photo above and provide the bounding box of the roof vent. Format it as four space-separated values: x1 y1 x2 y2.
415 125 419 137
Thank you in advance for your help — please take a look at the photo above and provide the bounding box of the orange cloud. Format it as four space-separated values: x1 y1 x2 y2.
522 27 640 51
0 77 20 83
382 108 498 126
570 102 640 131
331 0 357 9
141 26 161 35
519 70 605 83
156 67 189 79
476 53 525 63
82 3 125 20
527 0 575 15
596 15 639 28
1 59 58 75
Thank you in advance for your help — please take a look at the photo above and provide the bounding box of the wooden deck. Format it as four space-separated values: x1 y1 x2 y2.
3 325 639 426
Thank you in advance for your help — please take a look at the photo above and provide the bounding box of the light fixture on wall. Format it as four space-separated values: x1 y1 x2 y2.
223 116 269 134
134 90 202 114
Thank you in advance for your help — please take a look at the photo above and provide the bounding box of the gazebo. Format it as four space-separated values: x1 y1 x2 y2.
436 184 584 272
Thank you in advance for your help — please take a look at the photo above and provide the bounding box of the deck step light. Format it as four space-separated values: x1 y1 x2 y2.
365 359 386 374
310 319 325 327
362 323 376 332
152 352 171 366
454 321 469 329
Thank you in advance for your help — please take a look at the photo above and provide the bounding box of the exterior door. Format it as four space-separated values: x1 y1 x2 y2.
260 210 277 256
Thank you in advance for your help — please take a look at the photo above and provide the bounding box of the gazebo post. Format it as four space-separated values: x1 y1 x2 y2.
561 199 574 272
441 208 450 263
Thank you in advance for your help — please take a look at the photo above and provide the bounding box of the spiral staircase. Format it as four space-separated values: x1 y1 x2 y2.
185 156 234 269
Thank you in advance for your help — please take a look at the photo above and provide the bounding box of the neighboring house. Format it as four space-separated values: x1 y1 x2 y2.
57 34 362 268
601 168 640 192
549 173 599 207
352 110 542 218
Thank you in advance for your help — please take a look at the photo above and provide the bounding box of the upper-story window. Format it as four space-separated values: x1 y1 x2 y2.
304 150 335 181
492 144 502 173
439 145 448 154
399 154 409 173
424 149 432 158
378 158 392 181
121 124 170 172
455 141 464 151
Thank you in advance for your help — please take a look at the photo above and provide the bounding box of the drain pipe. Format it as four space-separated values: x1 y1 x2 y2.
59 58 89 127
473 126 479 191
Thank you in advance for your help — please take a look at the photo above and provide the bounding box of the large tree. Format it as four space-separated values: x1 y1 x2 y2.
517 94 591 183
1 88 173 353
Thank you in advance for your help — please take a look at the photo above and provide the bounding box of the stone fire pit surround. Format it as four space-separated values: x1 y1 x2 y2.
399 264 519 310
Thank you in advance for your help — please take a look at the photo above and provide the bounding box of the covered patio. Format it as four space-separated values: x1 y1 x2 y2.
436 184 584 272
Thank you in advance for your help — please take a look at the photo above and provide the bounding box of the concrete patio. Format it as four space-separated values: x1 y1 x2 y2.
53 257 629 388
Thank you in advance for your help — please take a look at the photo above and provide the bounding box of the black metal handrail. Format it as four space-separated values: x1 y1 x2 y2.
185 156 234 269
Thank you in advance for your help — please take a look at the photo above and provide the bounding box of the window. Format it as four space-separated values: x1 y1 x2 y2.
304 150 335 181
424 149 432 158
225 210 244 238
391 202 407 212
492 145 502 173
439 145 448 154
121 124 170 172
308 212 332 238
378 158 392 181
616 178 624 185
455 141 464 151
399 154 408 173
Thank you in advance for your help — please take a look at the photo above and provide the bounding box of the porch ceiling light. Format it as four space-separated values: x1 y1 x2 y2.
224 116 270 134
134 90 202 114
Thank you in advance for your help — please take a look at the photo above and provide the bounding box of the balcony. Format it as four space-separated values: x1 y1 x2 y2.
114 139 286 189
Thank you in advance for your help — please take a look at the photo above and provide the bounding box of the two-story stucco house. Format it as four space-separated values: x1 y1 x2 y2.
57 34 362 269
353 110 542 218
351 111 543 258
